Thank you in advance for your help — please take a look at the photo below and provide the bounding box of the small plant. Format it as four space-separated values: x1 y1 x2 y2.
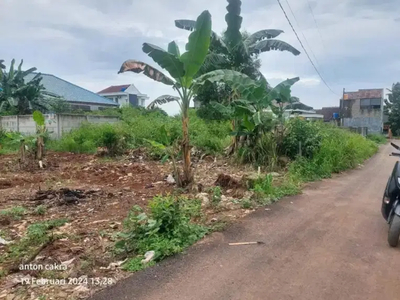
210 186 222 206
0 206 27 220
241 198 253 209
115 195 207 271
34 205 47 215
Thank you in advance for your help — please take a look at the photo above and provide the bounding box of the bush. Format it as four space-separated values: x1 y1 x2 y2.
49 122 131 155
237 132 278 170
115 195 207 271
282 118 323 160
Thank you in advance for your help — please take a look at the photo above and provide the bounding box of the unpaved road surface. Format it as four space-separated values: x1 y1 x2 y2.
92 144 400 300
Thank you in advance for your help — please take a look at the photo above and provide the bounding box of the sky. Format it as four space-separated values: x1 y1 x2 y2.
1 0 399 115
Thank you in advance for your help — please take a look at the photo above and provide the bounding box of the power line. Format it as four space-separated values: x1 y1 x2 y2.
283 0 322 71
276 0 339 96
306 0 328 52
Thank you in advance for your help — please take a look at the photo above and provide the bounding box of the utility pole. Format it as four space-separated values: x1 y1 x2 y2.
340 88 345 127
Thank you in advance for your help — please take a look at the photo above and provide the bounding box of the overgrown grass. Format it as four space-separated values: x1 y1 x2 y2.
48 108 230 156
366 133 387 144
115 195 208 272
288 123 379 182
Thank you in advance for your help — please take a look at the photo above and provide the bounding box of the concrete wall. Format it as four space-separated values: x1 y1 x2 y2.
0 114 119 139
340 99 383 133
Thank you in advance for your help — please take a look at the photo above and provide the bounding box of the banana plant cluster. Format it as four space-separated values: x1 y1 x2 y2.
118 10 212 187
195 69 299 144
0 59 63 114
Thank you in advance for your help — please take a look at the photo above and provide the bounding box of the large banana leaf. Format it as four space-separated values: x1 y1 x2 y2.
195 69 264 101
197 53 230 75
225 0 243 48
268 77 300 102
147 95 180 109
0 60 5 69
179 10 212 84
244 29 284 47
168 41 181 57
142 43 184 80
249 39 300 56
174 19 196 31
175 19 228 54
118 60 175 86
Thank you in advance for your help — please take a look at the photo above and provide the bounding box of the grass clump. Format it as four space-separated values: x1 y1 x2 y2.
115 195 208 272
0 219 69 276
34 205 47 216
0 206 27 220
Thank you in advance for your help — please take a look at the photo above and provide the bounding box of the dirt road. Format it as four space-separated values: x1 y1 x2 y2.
92 144 400 300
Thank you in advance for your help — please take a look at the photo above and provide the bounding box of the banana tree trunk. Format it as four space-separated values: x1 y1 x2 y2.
181 109 193 187
19 142 26 164
36 136 44 160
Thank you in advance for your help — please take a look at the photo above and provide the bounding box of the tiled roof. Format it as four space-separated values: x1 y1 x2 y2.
343 89 383 100
98 85 130 94
315 107 340 122
24 73 118 106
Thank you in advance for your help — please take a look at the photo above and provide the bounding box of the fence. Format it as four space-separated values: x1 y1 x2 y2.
0 114 120 139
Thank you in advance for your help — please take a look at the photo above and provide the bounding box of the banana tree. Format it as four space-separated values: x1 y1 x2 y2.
175 0 300 153
118 10 212 187
146 95 180 110
195 69 299 147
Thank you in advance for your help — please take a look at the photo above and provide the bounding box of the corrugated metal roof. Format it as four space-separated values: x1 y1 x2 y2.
24 73 118 106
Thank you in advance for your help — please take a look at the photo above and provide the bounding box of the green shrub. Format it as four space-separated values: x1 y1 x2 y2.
366 133 387 144
282 118 323 159
115 195 207 271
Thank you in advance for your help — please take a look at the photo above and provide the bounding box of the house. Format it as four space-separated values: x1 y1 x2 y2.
267 100 324 121
24 73 119 111
97 84 149 108
315 107 340 123
339 88 384 134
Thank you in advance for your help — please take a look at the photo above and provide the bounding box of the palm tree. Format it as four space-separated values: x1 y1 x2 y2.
118 11 212 187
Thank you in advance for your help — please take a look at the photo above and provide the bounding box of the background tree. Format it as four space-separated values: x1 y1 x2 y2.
0 59 69 115
118 10 212 187
384 83 400 135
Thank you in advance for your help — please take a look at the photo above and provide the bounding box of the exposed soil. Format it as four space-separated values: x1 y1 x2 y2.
0 151 262 300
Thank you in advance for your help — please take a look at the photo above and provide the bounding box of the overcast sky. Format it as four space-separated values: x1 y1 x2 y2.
1 0 399 115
